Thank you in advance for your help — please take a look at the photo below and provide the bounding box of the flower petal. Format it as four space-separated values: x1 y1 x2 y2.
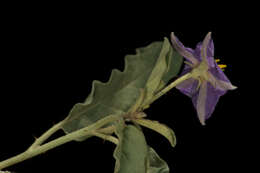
191 81 225 125
204 82 226 120
192 81 208 125
201 32 213 65
206 39 216 67
209 63 230 82
208 66 237 90
181 64 192 75
171 32 199 65
194 39 215 68
208 38 215 57
215 79 237 90
176 77 199 97
193 42 203 61
191 81 228 125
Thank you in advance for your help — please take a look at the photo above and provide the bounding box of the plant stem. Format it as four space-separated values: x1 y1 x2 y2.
0 115 119 170
145 73 192 107
97 125 116 134
28 120 65 150
93 132 119 145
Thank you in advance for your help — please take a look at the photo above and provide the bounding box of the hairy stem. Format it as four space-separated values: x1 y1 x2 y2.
93 132 119 145
28 120 65 150
97 125 116 134
0 115 119 170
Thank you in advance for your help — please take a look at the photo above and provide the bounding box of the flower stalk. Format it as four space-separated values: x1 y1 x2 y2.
146 72 192 107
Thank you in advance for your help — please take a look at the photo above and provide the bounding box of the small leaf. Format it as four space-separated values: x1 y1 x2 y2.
134 119 176 147
147 147 170 173
113 121 148 173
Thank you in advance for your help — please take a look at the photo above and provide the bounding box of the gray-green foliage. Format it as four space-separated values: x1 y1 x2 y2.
134 118 176 148
60 37 183 172
147 148 169 173
62 38 182 135
113 120 169 173
113 121 148 173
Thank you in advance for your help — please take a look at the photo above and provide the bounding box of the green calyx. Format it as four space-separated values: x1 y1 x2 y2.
190 60 211 85
191 61 209 79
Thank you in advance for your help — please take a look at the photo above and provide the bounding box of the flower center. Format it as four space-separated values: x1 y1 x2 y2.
190 61 209 80
188 58 227 90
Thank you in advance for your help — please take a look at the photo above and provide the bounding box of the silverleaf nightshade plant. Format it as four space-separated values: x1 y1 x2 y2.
171 32 237 125
0 32 236 173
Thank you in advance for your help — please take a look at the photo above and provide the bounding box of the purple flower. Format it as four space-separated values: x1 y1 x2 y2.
171 32 237 125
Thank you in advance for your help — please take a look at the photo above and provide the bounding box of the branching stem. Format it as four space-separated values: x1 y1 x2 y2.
0 115 119 170
0 72 193 171
28 120 65 150
93 132 119 145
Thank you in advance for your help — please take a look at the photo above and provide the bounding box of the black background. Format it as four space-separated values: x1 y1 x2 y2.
0 12 248 173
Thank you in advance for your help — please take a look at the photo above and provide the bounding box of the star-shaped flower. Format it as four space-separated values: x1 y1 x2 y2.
171 32 237 125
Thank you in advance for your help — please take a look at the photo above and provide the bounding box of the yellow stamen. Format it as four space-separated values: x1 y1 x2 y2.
215 59 227 70
218 64 227 69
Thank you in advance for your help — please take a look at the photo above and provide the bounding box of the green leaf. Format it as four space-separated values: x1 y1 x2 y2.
61 37 183 141
147 147 170 173
113 122 148 173
113 120 171 173
162 44 183 85
141 38 171 105
62 38 183 139
155 42 184 94
134 119 176 147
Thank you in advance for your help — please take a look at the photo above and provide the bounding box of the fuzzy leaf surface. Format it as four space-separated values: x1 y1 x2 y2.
113 121 170 173
147 147 170 173
113 123 148 173
134 119 176 147
62 38 183 139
